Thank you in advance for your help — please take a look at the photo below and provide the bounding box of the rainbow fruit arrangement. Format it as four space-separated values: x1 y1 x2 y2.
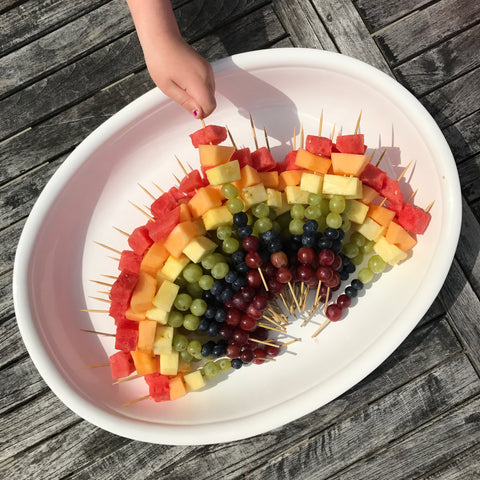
91 117 431 404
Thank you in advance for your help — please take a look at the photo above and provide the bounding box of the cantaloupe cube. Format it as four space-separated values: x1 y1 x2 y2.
160 254 190 282
125 307 146 321
278 169 304 191
258 171 279 188
192 218 206 236
184 370 206 392
233 165 261 190
322 174 362 198
130 271 157 313
179 203 192 222
355 216 386 242
183 235 218 262
206 160 241 185
131 351 159 376
140 242 169 277
152 325 174 355
368 204 395 227
347 199 369 224
361 184 379 204
137 319 157 353
266 188 282 208
169 375 187 400
145 307 168 324
164 221 198 258
199 144 235 167
202 205 233 230
374 236 408 265
153 280 179 311
331 153 370 176
285 185 310 204
295 148 331 174
188 186 223 218
386 221 417 251
300 172 323 194
160 351 179 376
241 183 268 209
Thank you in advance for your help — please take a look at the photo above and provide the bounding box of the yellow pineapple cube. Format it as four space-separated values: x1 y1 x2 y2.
272 192 290 216
160 254 190 282
184 370 206 392
374 236 408 265
145 307 168 324
266 188 283 208
355 216 386 242
285 185 310 204
241 183 268 208
183 235 217 263
347 199 369 224
300 172 323 194
152 279 179 311
322 174 362 198
202 205 233 230
206 160 241 185
160 351 179 376
152 325 174 355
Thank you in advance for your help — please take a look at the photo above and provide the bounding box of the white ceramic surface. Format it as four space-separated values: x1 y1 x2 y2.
13 48 461 445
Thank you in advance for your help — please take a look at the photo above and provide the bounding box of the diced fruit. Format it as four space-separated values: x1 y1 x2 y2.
118 250 142 275
131 350 159 376
335 134 366 154
125 307 146 321
305 135 332 157
368 204 396 227
258 171 279 188
386 221 417 251
153 280 179 311
137 319 158 353
295 148 331 174
278 169 304 190
152 325 174 355
150 191 177 219
380 177 404 212
164 221 199 258
360 163 387 191
128 225 153 256
285 150 301 170
331 153 370 176
266 188 283 208
202 205 233 230
190 125 227 147
300 172 323 194
169 375 187 401
188 185 224 218
160 351 179 376
198 144 235 167
184 370 206 391
145 373 170 402
251 147 275 171
130 271 157 313
233 165 261 190
147 206 180 242
160 254 190 282
115 325 139 352
110 271 139 307
241 183 268 209
145 307 169 324
179 169 204 193
322 174 362 198
230 147 252 168
397 203 431 234
178 203 192 222
183 235 218 262
347 199 369 224
206 160 241 185
285 185 310 204
355 216 386 242
361 184 379 204
140 242 169 277
109 351 135 379
374 236 408 265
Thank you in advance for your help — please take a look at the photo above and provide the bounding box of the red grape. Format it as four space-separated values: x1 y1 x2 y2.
318 249 335 266
246 269 262 288
242 236 260 252
270 251 288 268
326 304 343 321
240 314 257 331
276 267 292 284
297 247 315 265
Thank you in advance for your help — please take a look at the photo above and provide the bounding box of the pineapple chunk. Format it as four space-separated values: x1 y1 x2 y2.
184 370 206 392
347 199 369 224
160 254 190 282
152 325 174 355
160 351 179 376
152 279 179 311
374 236 408 265
266 188 283 208
300 172 323 194
145 307 168 324
202 205 233 230
241 183 268 209
183 235 217 262
272 192 290 216
323 174 362 198
285 185 310 204
206 160 241 185
355 216 386 242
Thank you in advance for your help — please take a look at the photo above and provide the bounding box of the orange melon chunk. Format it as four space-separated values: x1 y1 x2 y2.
137 320 158 353
169 375 187 401
278 170 305 191
295 148 331 174
233 165 261 190
386 221 417 251
131 351 159 376
179 203 192 222
188 186 223 218
258 171 279 188
331 153 370 176
361 184 379 204
130 271 157 313
125 308 146 321
368 204 396 227
140 242 169 277
164 221 198 258
198 144 235 167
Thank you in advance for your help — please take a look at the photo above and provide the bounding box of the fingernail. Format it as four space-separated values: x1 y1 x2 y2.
193 109 199 117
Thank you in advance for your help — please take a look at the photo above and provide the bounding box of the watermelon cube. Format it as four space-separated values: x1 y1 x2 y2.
274 160 287 173
335 134 366 154
179 169 204 193
397 203 431 234
128 225 153 256
115 325 139 352
118 250 142 274
380 177 404 212
359 163 387 191
305 135 333 157
110 351 135 379
285 150 301 170
146 206 181 242
251 147 276 171
110 271 139 306
231 147 252 168
144 373 170 402
150 191 177 219
189 125 227 148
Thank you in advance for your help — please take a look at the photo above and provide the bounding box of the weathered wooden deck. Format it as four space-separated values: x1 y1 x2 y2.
1 1 479 478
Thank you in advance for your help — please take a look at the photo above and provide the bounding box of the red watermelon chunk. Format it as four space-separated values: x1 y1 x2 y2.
274 160 287 173
179 169 204 193
305 135 333 157
360 163 387 191
145 373 170 402
151 191 177 219
335 134 366 154
128 225 153 256
251 147 276 171
110 351 135 379
397 203 431 234
118 250 142 274
380 177 404 211
231 147 252 168
146 206 180 242
189 125 227 148
115 325 139 352
285 150 301 170
110 271 139 307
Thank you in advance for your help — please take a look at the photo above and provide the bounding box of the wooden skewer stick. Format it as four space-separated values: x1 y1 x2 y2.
314 281 322 306
201 119 206 128
138 183 156 201
258 268 269 292
90 279 113 287
256 323 286 334
101 274 118 280
280 338 300 348
80 329 115 337
113 374 141 385
323 287 331 314
227 127 238 150
250 338 280 348
301 302 320 327
406 189 418 203
312 318 330 338
318 109 323 137
368 148 377 162
293 127 296 151
122 394 150 407
85 363 110 369
256 357 276 362
187 162 195 172
94 241 121 255
89 296 111 304
129 201 154 220
264 127 271 152
300 124 304 149
425 200 435 213
330 124 336 141
108 255 120 262
173 173 181 185
375 147 388 167
153 182 164 194
81 309 109 313
113 226 130 237
354 110 362 135
249 113 259 150
175 155 189 177
379 161 413 207
288 282 302 311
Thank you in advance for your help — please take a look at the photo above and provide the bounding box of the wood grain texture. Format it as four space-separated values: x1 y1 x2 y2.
423 442 480 479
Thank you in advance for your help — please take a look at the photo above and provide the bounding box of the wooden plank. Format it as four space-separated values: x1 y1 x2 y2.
272 0 337 50
423 442 480 479
443 109 480 163
394 24 480 96
0 220 23 277
373 0 480 65
352 0 432 32
0 314 27 369
327 395 480 480
0 272 15 321
459 156 480 206
308 0 392 75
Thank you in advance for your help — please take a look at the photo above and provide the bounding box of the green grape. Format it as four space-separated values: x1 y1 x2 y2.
341 217 351 232
187 281 203 298
305 205 322 220
183 313 200 331
255 217 273 234
168 310 184 328
180 350 193 363
320 198 331 216
201 253 217 270
173 334 188 352
246 212 254 225
222 237 240 254
198 274 214 290
252 202 269 218
350 231 366 247
351 252 364 266
361 239 375 255
182 263 203 283
308 193 322 206
343 242 359 259
211 262 229 279
289 219 304 235
358 267 374 284
174 293 192 311
343 199 351 214
368 254 386 273
213 253 227 263
227 198 244 214
203 361 221 379
217 358 231 372
221 183 239 199
175 275 187 289
190 298 207 316
217 225 232 240
291 204 305 219
187 340 203 359
329 195 346 214
326 212 342 228
317 216 327 232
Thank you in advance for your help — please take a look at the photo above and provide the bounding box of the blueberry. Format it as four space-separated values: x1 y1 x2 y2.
324 227 338 239
231 250 245 265
202 290 214 302
345 263 355 274
331 239 342 254
267 238 282 253
340 270 349 281
219 286 234 303
345 286 357 298
215 307 226 323
225 270 238 284
207 321 219 337
238 225 253 238
212 344 225 358
303 220 318 234
318 237 332 250
337 228 345 241
352 279 364 290
198 316 210 332
302 233 316 247
210 280 224 296
233 212 248 227
232 277 246 290
235 262 250 274
201 340 215 357
231 358 243 369
261 229 276 243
